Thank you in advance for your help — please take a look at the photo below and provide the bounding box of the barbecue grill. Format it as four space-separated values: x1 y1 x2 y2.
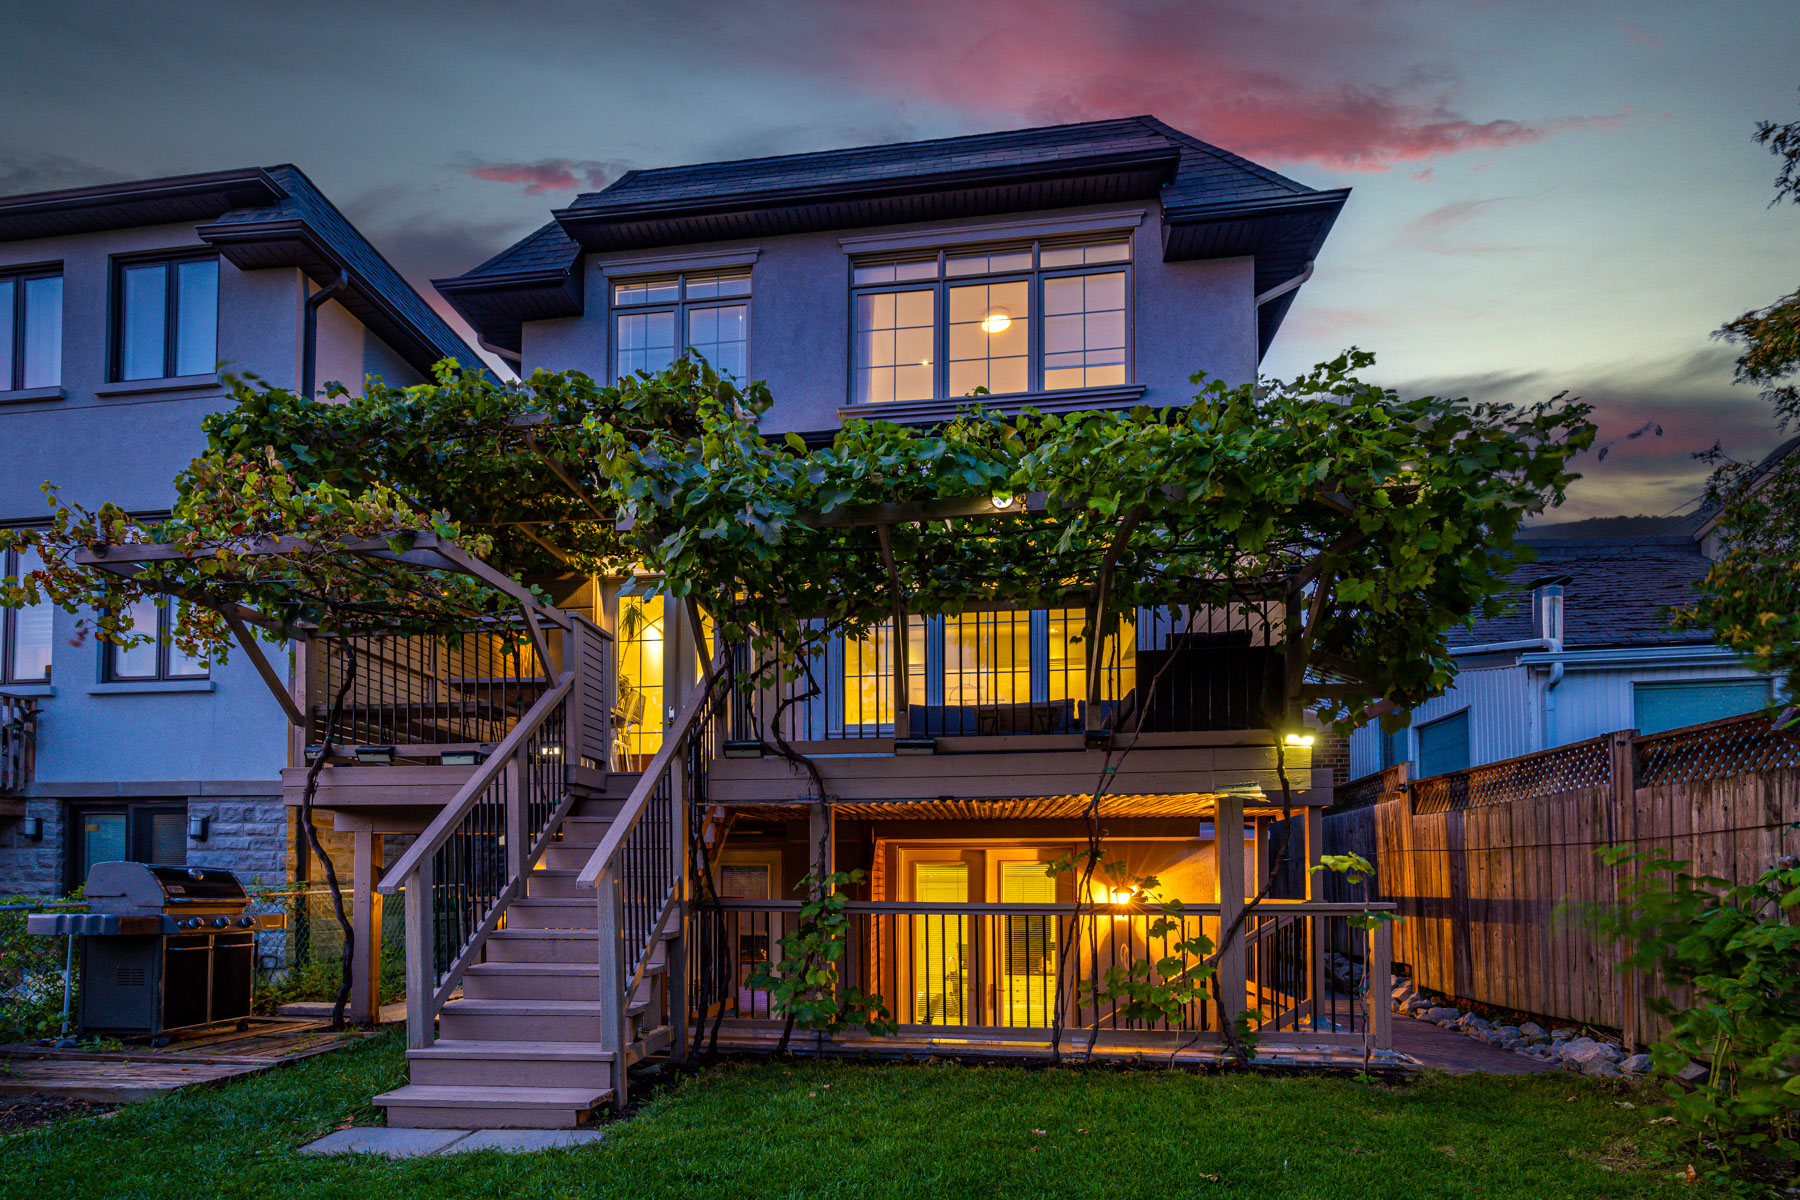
27 863 285 1040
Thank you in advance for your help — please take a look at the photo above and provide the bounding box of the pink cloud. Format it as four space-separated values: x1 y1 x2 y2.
462 158 631 195
718 0 1634 173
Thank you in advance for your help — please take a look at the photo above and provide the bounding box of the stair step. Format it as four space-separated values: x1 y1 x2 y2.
557 816 612 847
507 898 598 930
407 1040 614 1089
540 844 598 871
525 869 591 899
485 928 599 963
438 999 608 1042
375 1084 611 1130
464 961 601 1001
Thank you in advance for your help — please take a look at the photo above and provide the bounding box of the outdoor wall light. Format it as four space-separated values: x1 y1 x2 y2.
535 742 564 761
354 745 396 765
722 741 766 759
303 744 326 764
20 816 42 841
990 492 1015 510
1084 728 1113 750
979 311 1012 334
187 814 210 842
441 751 487 767
1283 731 1316 747
1109 888 1136 905
894 737 937 756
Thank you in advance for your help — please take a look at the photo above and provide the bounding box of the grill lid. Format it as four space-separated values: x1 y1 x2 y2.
84 862 251 913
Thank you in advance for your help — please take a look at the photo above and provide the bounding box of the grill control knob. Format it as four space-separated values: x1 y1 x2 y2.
212 916 231 928
182 917 203 930
238 916 255 928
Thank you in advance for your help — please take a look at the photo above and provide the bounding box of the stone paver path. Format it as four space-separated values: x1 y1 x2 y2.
301 1126 604 1157
1391 1017 1557 1075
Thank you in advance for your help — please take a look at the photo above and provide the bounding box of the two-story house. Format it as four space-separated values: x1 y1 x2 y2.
0 167 482 901
245 115 1387 1130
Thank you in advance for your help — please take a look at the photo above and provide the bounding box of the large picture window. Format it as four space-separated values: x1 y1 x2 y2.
114 255 218 382
106 596 209 682
611 270 749 382
851 237 1130 405
0 269 62 390
2 546 52 683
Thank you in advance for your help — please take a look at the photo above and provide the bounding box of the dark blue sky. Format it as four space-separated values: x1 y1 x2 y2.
4 0 1797 519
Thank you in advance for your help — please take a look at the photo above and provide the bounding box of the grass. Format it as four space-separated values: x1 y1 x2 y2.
0 1029 1729 1199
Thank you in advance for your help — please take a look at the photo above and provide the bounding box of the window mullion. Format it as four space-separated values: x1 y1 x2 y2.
163 262 178 380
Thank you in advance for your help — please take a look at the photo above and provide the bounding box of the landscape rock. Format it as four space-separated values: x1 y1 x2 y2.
1518 1022 1547 1039
1559 1037 1609 1070
1584 1059 1623 1078
1496 1025 1521 1041
1621 1054 1653 1075
1422 1006 1460 1024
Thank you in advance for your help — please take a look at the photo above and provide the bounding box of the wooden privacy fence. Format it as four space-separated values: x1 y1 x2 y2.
1325 711 1800 1045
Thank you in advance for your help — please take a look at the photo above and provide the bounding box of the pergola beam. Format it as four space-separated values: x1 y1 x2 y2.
521 430 611 523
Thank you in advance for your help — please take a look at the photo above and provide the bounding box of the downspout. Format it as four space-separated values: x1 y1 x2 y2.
301 270 350 400
1533 582 1567 750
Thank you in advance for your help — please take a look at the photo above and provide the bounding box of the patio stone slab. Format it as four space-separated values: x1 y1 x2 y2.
443 1128 605 1153
300 1128 472 1157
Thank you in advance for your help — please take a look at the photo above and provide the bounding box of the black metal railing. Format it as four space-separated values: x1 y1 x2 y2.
308 629 552 748
720 602 1285 746
429 766 510 981
698 900 1385 1044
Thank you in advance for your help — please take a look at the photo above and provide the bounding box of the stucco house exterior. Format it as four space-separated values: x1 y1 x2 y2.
0 167 482 897
1346 526 1777 781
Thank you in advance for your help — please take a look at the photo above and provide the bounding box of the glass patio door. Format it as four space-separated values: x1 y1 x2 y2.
997 861 1058 1027
911 862 970 1024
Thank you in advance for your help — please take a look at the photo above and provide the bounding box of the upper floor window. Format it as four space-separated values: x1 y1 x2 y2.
114 256 218 381
612 270 750 382
2 546 52 683
0 269 62 390
107 595 208 681
851 237 1130 405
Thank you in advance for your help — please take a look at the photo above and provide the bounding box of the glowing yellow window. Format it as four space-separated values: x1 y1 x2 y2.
617 594 665 769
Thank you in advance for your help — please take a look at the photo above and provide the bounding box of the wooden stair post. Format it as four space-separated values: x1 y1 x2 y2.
404 856 435 1051
1215 792 1247 1033
594 863 628 1109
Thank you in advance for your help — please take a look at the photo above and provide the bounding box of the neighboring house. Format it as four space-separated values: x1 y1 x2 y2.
0 167 483 897
1347 528 1778 780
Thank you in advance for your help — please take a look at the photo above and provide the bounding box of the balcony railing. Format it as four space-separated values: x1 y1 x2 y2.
303 612 614 769
696 898 1393 1050
1 692 37 799
723 602 1286 748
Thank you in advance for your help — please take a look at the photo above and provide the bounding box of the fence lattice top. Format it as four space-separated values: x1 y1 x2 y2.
1635 711 1800 787
1411 736 1613 814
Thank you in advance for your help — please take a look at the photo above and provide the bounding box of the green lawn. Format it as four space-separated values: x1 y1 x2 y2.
0 1030 1726 1199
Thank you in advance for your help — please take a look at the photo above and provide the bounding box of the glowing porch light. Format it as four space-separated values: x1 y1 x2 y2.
1284 731 1316 747
979 311 1012 334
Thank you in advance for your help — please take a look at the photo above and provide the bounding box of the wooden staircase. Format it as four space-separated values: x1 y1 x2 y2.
374 789 674 1129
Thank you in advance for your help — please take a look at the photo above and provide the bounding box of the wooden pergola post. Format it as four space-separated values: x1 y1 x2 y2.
349 828 384 1025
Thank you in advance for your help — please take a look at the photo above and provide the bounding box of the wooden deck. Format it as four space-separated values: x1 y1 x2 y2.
0 1017 373 1103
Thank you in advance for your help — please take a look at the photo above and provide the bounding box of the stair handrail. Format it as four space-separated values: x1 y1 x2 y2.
377 671 574 894
575 647 727 890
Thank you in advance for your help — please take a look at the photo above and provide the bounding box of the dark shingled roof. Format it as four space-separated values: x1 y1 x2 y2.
1453 536 1715 650
441 115 1346 358
199 166 487 378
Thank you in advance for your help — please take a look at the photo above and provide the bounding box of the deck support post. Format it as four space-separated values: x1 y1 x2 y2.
1301 805 1325 1031
403 856 434 1050
1214 793 1247 1033
1370 918 1394 1050
350 829 383 1025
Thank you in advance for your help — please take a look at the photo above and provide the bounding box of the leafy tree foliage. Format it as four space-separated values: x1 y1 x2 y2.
1688 101 1800 707
0 351 1590 734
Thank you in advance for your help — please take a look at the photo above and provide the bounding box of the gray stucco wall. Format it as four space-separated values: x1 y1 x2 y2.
519 199 1260 433
0 220 426 896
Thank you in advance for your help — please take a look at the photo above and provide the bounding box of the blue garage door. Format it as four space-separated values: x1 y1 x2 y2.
1632 679 1772 735
1416 709 1470 778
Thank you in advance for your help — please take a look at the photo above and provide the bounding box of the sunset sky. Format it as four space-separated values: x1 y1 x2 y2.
5 0 1798 520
